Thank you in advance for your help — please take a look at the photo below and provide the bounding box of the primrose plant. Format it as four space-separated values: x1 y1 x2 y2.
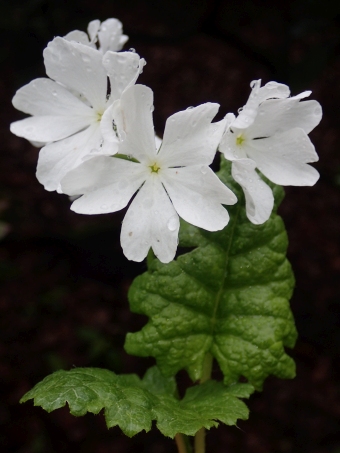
11 17 322 453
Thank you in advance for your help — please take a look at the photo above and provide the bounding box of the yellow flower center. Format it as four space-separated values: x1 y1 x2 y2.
150 163 161 173
96 111 103 122
236 133 245 146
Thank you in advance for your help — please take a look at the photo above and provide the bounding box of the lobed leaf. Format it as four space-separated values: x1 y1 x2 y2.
21 366 253 438
125 158 297 390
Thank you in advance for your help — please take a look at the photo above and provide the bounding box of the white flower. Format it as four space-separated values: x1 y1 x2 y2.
219 80 322 224
61 85 237 263
10 37 145 191
64 18 128 53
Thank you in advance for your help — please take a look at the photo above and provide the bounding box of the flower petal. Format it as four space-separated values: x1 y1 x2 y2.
246 128 319 186
247 96 322 138
98 19 128 53
11 78 94 117
158 103 224 167
161 166 236 231
121 176 179 263
87 20 100 42
115 85 157 163
10 115 92 142
102 51 146 102
256 80 290 104
36 124 102 191
232 80 290 129
99 103 121 155
61 157 146 214
231 159 274 224
64 30 91 46
43 37 107 111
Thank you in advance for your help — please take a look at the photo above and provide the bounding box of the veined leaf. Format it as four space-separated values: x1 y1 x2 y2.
125 158 297 390
20 366 253 438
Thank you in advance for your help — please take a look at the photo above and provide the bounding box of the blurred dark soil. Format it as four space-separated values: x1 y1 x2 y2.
1 1 340 452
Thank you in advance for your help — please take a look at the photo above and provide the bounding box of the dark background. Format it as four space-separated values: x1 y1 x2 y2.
1 0 340 452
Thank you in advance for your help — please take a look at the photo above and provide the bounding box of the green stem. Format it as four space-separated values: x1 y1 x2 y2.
194 428 206 453
175 433 190 453
194 353 213 453
200 353 213 384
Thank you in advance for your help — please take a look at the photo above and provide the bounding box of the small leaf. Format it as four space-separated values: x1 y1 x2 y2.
20 366 253 438
125 158 297 390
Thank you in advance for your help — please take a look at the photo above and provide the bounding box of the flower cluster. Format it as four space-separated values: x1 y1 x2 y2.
10 18 322 263
219 80 322 224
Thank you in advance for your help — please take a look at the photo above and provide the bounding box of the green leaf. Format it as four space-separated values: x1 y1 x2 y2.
20 366 253 438
125 158 297 390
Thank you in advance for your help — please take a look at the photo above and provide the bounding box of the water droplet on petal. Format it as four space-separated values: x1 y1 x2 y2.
200 166 207 174
129 48 136 53
250 80 256 88
100 204 108 210
52 90 57 96
186 106 194 110
167 216 179 231
238 107 243 113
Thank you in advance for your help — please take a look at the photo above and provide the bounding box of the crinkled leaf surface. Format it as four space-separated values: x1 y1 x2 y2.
20 366 253 437
125 158 297 390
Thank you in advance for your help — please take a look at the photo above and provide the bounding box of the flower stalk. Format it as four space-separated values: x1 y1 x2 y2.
194 353 214 453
